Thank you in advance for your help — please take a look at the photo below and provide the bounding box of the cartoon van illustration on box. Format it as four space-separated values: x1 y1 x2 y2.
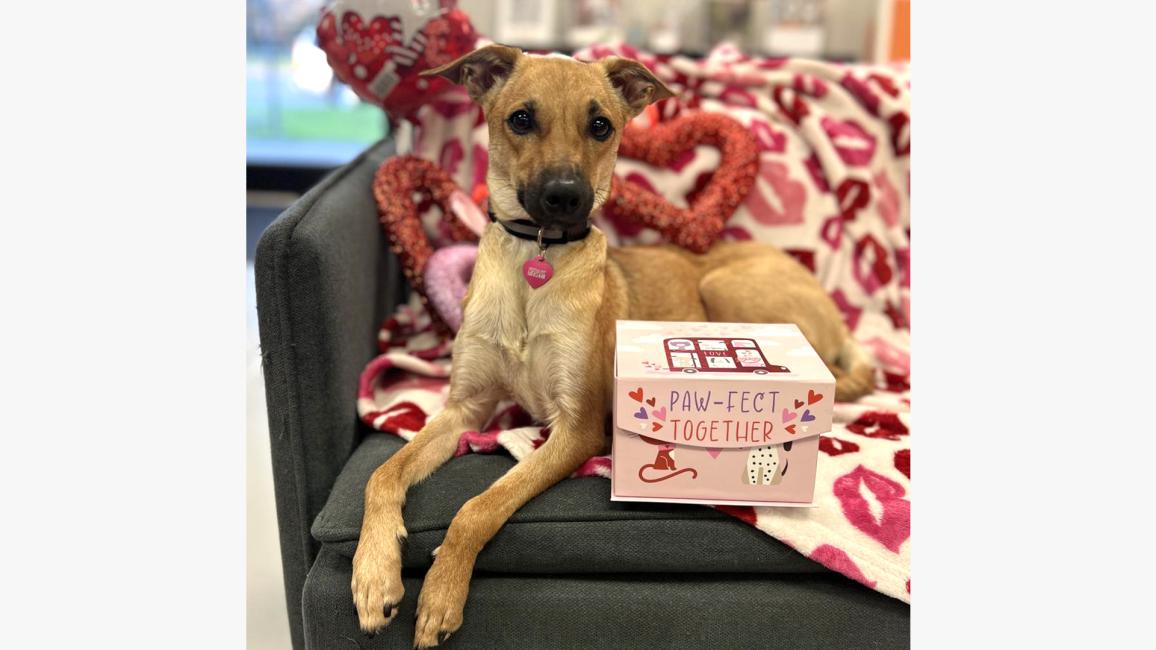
663 338 790 374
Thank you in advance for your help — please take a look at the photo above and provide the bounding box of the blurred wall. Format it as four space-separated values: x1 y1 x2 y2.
457 0 878 60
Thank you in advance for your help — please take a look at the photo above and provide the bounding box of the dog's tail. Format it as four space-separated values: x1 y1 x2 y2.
832 337 876 402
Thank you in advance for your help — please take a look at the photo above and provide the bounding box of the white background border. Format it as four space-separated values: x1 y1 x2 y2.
3 1 1155 647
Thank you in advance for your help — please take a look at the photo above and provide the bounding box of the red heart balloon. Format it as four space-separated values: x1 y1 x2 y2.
604 112 760 253
317 2 478 121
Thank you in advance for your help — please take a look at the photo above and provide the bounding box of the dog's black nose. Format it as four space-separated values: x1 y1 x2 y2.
527 167 593 226
542 178 582 216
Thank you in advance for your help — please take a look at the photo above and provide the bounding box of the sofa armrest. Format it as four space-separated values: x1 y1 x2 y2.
255 138 404 649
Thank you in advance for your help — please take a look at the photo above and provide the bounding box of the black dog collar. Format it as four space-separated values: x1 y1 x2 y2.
488 208 592 245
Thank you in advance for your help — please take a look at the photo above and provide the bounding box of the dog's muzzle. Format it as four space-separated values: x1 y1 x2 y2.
521 165 594 229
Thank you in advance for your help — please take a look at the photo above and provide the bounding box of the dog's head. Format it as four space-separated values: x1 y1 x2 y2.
423 44 673 230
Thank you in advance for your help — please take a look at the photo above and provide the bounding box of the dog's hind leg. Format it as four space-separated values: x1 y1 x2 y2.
412 409 605 648
352 396 497 634
698 255 874 400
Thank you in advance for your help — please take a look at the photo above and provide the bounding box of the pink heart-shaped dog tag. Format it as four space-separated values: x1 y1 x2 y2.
522 255 553 289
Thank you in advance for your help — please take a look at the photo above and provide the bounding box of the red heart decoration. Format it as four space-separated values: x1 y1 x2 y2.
786 424 797 434
652 421 663 432
604 112 760 253
317 5 478 121
646 397 656 407
808 389 824 405
373 156 480 328
794 399 805 409
628 388 645 402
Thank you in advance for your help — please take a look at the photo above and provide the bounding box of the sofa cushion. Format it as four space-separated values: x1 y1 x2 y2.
313 433 828 575
304 545 910 649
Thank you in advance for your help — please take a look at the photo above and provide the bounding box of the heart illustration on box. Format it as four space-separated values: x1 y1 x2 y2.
794 399 805 409
629 388 645 402
808 389 824 405
633 407 648 420
802 409 816 422
605 113 760 253
652 407 667 421
706 448 722 459
783 409 798 423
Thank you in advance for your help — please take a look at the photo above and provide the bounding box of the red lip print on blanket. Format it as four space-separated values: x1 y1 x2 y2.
821 117 878 167
750 120 787 153
873 170 901 228
894 449 911 479
853 233 893 295
888 111 911 156
836 178 871 221
810 544 877 589
772 86 810 124
361 400 428 435
819 436 860 456
746 160 807 226
840 73 881 116
803 154 831 194
833 465 911 553
847 411 909 440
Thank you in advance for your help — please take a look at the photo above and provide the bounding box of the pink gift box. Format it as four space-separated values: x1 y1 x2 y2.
611 320 835 507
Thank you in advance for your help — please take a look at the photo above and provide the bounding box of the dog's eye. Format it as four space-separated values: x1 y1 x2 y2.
507 110 534 135
589 116 613 141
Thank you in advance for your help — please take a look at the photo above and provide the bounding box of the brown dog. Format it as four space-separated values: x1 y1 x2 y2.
352 44 875 646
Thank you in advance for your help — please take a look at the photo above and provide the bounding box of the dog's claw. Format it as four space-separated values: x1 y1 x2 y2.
352 539 406 634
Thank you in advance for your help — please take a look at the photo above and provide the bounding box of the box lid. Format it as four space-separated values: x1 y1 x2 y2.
615 320 834 382
614 320 835 446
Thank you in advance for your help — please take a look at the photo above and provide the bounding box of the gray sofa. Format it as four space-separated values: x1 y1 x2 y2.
256 139 910 649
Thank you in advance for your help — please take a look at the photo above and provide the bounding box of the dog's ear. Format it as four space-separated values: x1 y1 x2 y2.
421 44 522 101
601 57 675 116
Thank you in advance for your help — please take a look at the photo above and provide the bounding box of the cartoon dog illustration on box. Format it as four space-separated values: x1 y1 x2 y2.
746 441 793 486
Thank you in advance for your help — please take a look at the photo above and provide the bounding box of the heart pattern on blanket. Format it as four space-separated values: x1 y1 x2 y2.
605 112 760 253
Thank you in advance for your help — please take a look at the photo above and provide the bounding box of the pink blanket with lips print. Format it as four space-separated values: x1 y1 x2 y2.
359 43 911 603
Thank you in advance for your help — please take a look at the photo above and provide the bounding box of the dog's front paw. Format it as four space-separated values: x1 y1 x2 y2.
413 550 471 648
351 533 405 635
